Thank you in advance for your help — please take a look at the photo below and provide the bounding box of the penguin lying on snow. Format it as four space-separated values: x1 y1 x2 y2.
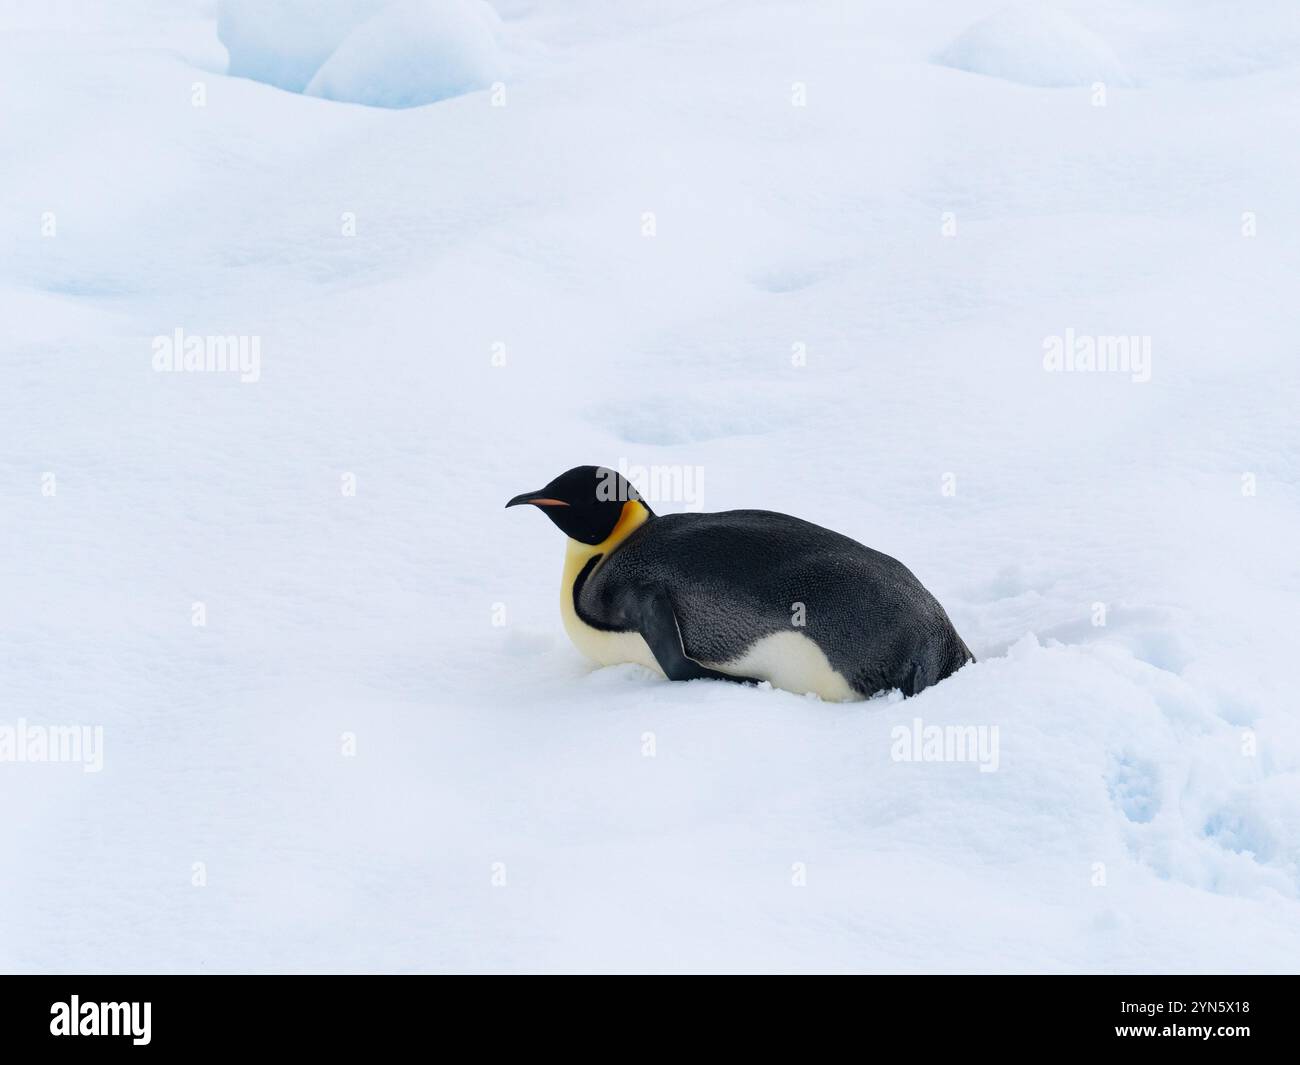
507 466 974 700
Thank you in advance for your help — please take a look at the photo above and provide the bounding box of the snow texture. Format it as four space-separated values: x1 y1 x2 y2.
2 0 1299 973
218 0 391 93
937 5 1129 87
220 0 503 106
305 1 503 109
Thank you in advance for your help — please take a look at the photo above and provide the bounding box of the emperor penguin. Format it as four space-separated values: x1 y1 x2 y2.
507 466 974 700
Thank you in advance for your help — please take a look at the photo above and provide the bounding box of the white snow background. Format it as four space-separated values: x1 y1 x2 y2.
1 0 1298 973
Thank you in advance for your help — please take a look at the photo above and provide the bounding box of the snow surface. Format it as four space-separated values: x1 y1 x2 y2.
219 0 392 92
937 6 1129 87
304 1 503 109
220 0 504 106
2 0 1299 973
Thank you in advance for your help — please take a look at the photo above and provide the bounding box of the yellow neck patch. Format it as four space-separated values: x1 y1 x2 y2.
604 498 652 548
563 499 651 573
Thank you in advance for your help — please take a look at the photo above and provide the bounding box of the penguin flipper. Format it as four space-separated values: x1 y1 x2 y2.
639 592 755 686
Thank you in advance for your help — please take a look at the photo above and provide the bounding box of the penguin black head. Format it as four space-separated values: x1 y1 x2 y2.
506 465 652 545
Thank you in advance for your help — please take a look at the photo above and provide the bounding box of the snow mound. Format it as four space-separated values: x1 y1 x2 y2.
218 0 389 93
305 0 503 108
218 0 503 107
937 5 1128 88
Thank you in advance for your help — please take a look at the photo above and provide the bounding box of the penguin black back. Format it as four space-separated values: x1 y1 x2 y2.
587 509 973 697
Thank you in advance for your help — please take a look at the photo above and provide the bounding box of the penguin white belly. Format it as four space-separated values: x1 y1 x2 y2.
706 631 859 702
560 595 664 674
560 544 664 675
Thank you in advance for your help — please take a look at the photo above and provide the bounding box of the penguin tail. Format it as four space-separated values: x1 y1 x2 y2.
901 636 974 697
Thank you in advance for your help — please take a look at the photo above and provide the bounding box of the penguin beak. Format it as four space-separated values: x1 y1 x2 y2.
505 492 570 509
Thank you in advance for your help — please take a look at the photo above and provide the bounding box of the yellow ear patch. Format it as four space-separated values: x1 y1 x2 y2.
602 499 651 548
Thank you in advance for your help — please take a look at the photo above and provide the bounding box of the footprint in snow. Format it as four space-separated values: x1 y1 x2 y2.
1107 753 1160 824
